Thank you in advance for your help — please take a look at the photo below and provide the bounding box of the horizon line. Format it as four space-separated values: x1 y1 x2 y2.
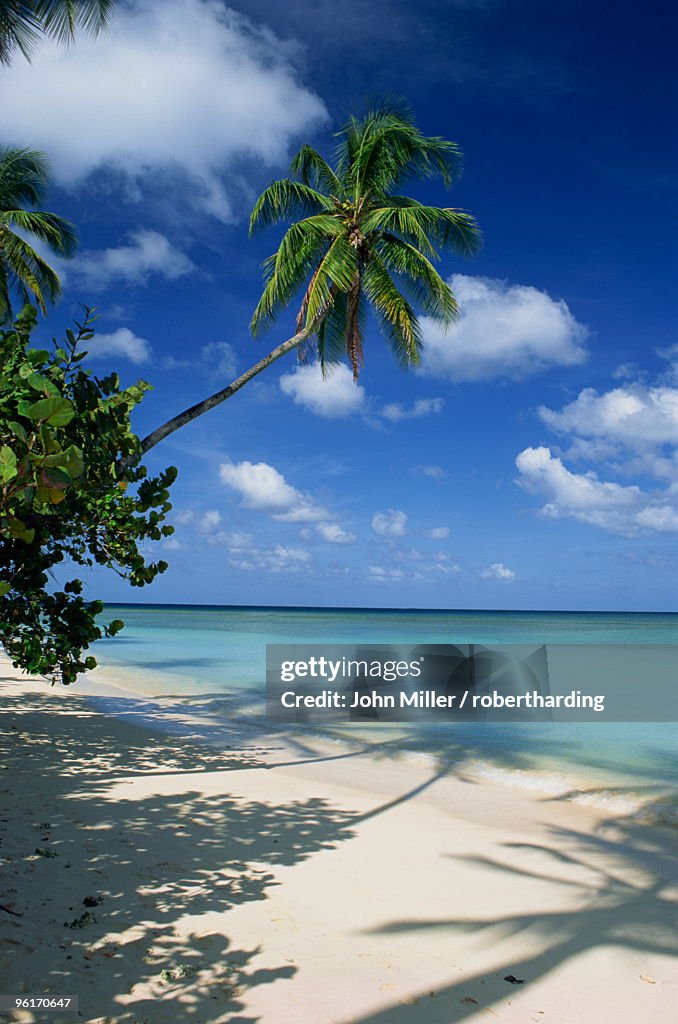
99 601 677 615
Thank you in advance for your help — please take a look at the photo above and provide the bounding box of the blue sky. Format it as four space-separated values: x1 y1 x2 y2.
2 0 676 610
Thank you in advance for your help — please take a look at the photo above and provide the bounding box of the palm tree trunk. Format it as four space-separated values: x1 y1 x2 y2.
140 324 315 454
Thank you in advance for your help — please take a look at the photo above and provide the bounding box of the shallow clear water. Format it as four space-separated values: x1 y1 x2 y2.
92 604 678 819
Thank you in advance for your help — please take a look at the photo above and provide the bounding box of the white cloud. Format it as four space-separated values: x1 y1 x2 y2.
515 446 678 535
368 565 405 582
420 274 588 381
538 385 678 448
219 456 356 541
520 360 678 535
64 230 196 290
279 363 366 418
415 464 447 480
380 398 444 422
423 526 450 540
220 459 309 512
480 562 516 581
162 536 185 551
230 543 312 574
0 0 326 220
371 509 408 537
87 327 151 363
198 510 223 532
193 510 313 571
315 522 357 545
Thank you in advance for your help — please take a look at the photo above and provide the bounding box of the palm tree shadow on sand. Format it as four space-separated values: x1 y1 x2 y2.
351 797 677 1023
2 682 676 1023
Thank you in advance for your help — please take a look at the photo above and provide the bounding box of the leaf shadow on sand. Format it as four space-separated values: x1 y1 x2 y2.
0 686 360 1024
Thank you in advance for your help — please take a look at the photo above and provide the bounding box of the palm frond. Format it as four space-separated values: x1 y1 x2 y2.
362 203 440 260
289 144 342 196
2 209 77 254
302 234 358 327
362 253 422 367
0 262 13 321
337 104 464 199
0 2 40 64
251 215 342 334
0 146 49 207
1 232 62 313
35 0 114 44
0 1 113 64
425 208 483 258
313 290 347 370
249 179 333 235
365 202 481 259
376 235 459 323
250 236 327 335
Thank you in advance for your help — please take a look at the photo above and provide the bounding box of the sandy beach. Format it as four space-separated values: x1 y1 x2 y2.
1 654 676 1024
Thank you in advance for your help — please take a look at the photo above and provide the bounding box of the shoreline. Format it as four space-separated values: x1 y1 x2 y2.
1 654 677 1022
84 654 678 827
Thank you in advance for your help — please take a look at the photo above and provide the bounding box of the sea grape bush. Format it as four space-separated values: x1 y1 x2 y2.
0 306 177 683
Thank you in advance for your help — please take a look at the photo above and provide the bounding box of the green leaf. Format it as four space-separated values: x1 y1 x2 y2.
7 421 28 442
26 372 58 394
26 395 75 426
0 582 10 597
0 445 17 482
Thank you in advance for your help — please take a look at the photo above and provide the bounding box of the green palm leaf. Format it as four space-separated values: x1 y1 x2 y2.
0 146 76 322
1 1 115 64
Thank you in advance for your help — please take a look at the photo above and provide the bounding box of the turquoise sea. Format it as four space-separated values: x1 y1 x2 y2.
91 604 678 822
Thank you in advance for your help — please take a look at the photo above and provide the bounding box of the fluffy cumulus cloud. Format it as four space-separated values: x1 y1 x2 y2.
371 509 408 537
87 327 151 363
0 0 326 220
538 385 678 449
515 447 678 535
279 363 447 428
279 363 366 418
518 365 678 535
219 457 356 546
63 231 197 290
419 274 588 382
480 563 516 581
315 522 357 545
379 398 444 422
219 459 326 521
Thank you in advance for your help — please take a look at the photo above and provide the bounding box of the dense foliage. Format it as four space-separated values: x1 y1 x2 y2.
0 306 176 683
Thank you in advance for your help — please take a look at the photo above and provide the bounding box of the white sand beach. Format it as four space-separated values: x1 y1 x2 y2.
1 654 676 1024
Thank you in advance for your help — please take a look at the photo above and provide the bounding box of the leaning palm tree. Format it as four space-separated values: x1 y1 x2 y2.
0 145 77 322
140 102 481 454
0 0 115 65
